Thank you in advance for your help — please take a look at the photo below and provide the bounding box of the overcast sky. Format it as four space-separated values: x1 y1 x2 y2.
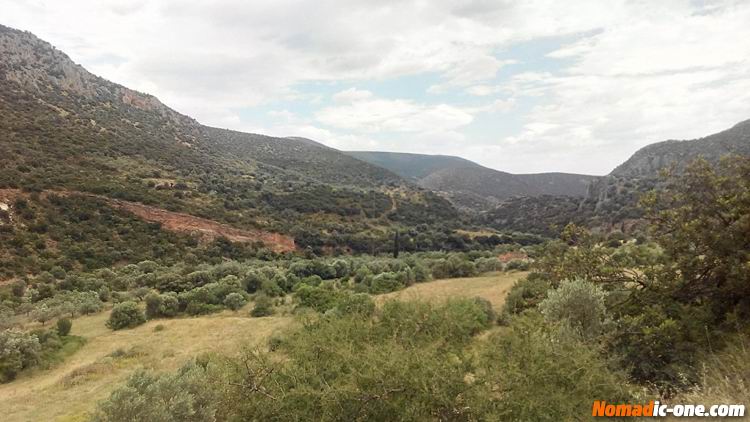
3 0 750 175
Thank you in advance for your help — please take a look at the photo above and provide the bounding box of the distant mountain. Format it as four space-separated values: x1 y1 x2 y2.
484 119 750 235
347 151 598 211
346 151 482 181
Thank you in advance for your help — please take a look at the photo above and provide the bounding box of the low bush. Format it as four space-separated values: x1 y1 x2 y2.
106 301 146 330
250 294 273 317
0 329 41 382
538 278 608 337
56 318 72 336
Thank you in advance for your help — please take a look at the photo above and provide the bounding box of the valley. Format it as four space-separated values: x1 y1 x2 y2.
1 19 749 422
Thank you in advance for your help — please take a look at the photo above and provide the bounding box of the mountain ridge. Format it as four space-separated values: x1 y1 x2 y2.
347 150 599 211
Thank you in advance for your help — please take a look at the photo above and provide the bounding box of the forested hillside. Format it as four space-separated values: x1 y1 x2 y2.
0 24 474 278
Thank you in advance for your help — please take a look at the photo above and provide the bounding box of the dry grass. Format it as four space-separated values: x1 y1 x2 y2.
0 308 292 422
1 272 526 421
376 271 527 311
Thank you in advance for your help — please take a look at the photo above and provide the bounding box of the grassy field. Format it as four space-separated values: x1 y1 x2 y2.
1 271 526 421
0 308 292 422
377 271 527 310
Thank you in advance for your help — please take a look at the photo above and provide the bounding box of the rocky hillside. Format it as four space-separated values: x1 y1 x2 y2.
348 151 598 211
612 119 750 177
485 119 750 235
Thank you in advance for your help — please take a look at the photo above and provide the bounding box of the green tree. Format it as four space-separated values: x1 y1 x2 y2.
31 304 56 326
641 157 750 318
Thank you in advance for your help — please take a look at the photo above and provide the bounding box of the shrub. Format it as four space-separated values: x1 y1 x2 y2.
472 297 496 323
159 293 180 317
478 315 633 420
294 285 340 312
185 302 223 316
334 293 375 317
106 301 146 330
0 329 41 382
216 300 495 420
368 272 403 294
502 274 552 315
144 293 163 319
538 278 607 337
223 293 247 311
91 363 217 422
251 295 273 317
56 318 72 336
505 259 529 271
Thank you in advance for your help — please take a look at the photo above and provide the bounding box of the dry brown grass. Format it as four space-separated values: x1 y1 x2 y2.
0 308 292 422
1 272 526 421
376 271 527 311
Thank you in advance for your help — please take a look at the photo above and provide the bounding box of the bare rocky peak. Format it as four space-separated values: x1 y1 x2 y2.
0 24 194 126
610 119 750 177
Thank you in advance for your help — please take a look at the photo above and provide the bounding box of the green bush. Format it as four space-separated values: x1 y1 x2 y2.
250 294 273 317
538 278 608 337
334 293 375 317
478 315 634 420
159 293 180 317
144 293 163 319
91 362 217 422
294 285 340 312
505 259 529 271
223 292 247 311
214 299 494 420
106 301 146 330
0 329 41 383
368 272 403 294
56 318 72 336
502 274 552 315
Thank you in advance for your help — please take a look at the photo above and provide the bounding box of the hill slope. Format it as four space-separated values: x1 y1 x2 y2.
0 24 461 277
484 119 750 235
347 151 598 210
346 151 482 181
612 119 750 177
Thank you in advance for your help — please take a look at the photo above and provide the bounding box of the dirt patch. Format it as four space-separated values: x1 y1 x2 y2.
0 188 296 253
108 199 296 253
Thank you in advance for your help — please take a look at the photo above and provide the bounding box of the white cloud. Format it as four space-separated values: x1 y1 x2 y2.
317 90 474 133
332 88 373 103
1 0 750 174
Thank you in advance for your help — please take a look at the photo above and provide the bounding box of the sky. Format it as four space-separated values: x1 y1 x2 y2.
3 0 750 175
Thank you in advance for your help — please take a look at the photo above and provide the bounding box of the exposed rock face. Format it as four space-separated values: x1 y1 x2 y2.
611 119 750 177
0 24 197 129
582 119 750 219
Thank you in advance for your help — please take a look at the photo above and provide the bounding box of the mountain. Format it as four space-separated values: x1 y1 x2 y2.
347 151 598 211
0 24 464 278
484 119 750 235
346 151 482 181
611 119 750 177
